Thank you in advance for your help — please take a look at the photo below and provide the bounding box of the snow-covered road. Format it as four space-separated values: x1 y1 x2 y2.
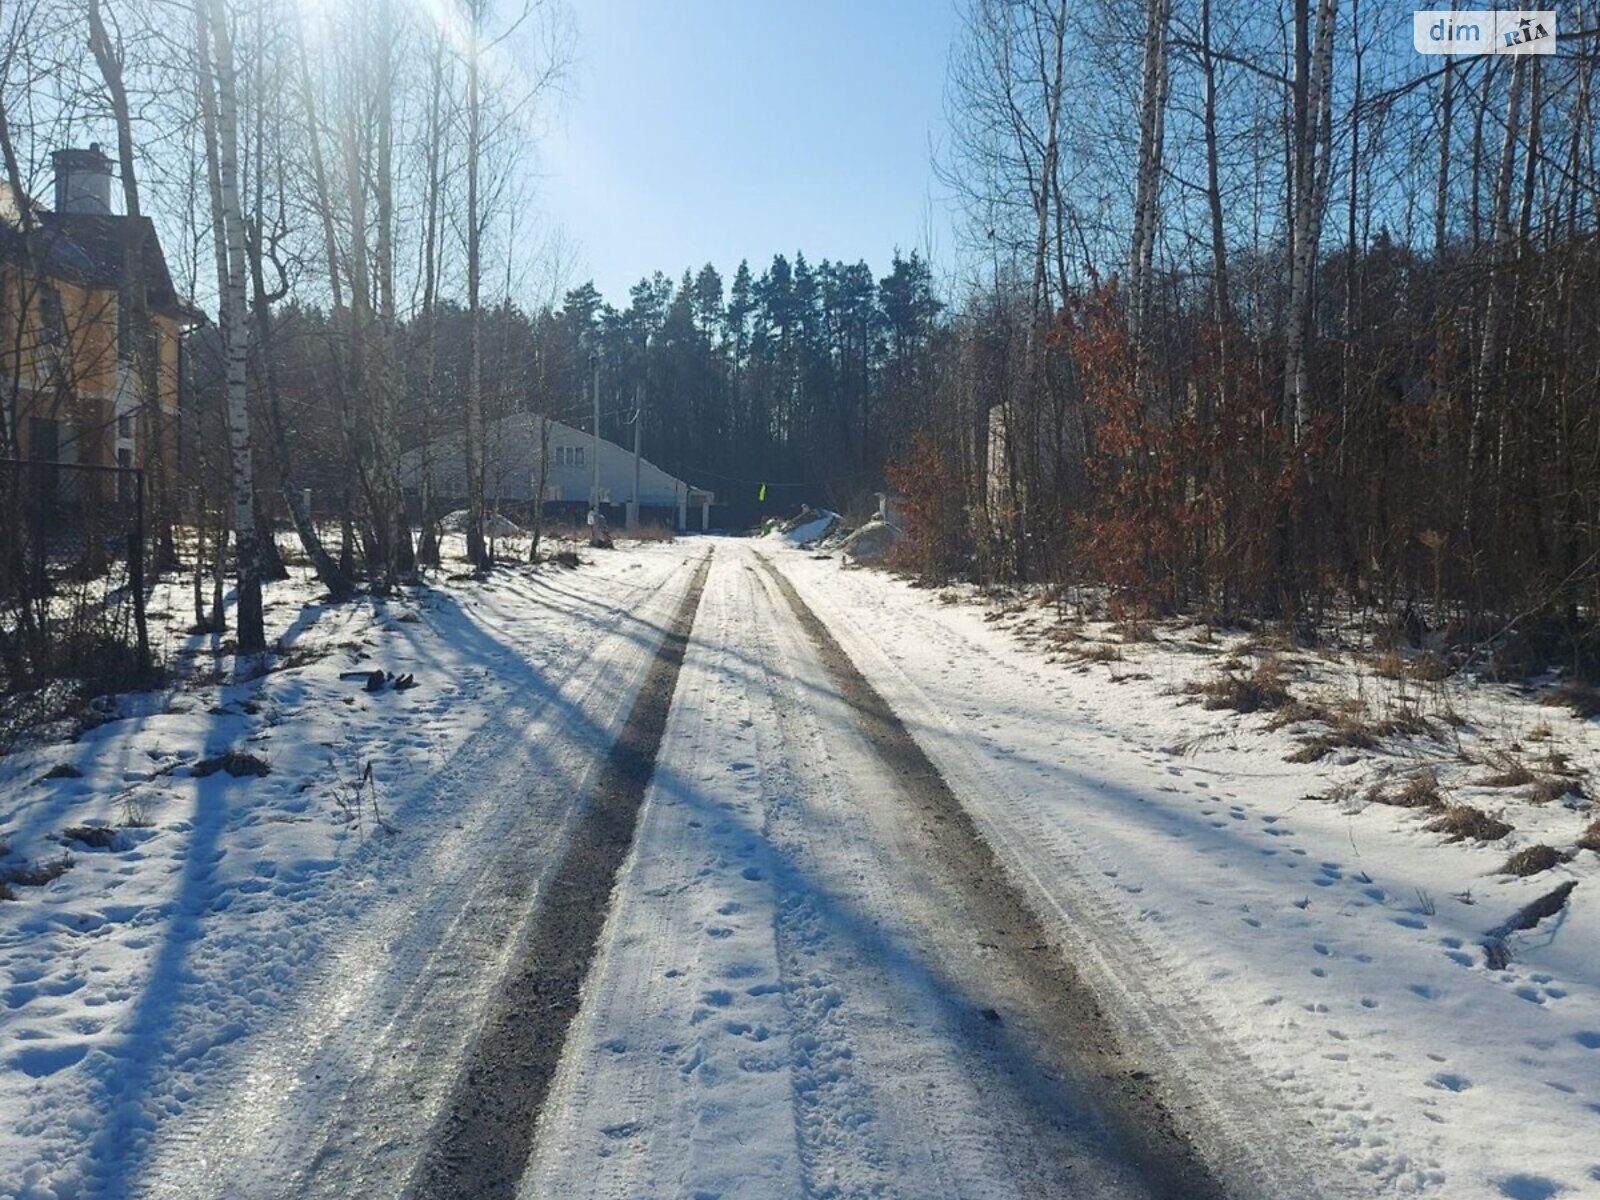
523 542 1244 1199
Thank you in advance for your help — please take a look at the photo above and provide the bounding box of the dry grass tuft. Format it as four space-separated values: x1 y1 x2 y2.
1477 751 1537 788
1195 658 1292 714
1078 643 1124 664
1284 708 1431 762
1528 776 1588 805
1372 649 1452 682
1577 819 1600 854
3 853 75 889
191 751 271 779
1426 805 1513 843
1108 620 1158 644
1499 844 1568 877
63 826 117 850
1371 768 1445 809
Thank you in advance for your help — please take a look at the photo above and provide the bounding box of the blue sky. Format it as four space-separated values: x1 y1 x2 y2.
538 0 959 308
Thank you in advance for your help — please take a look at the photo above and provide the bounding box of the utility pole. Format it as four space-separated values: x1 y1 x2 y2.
630 332 649 530
589 349 601 542
629 381 642 530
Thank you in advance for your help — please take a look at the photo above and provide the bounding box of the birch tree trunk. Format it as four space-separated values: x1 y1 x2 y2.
295 14 373 577
415 32 449 568
464 0 489 568
373 0 414 576
1283 0 1337 445
1468 54 1526 531
198 0 264 653
1129 0 1171 354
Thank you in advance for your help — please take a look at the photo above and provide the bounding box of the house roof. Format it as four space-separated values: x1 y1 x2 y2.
1 194 203 323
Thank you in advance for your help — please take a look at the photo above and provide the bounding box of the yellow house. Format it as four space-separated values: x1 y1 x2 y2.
0 144 199 498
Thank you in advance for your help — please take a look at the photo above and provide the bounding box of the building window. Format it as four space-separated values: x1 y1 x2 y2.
556 445 585 468
118 413 133 438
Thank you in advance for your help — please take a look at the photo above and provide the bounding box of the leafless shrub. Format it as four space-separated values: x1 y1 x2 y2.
1426 805 1513 843
119 794 152 828
329 758 393 840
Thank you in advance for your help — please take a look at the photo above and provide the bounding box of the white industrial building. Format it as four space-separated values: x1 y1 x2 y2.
400 412 716 530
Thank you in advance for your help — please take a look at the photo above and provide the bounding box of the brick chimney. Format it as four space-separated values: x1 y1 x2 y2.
51 144 114 215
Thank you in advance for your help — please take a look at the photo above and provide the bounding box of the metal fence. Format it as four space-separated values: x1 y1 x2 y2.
0 458 150 692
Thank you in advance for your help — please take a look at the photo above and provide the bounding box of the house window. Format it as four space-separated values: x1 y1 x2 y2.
118 413 133 438
27 417 60 509
556 445 585 468
28 416 60 461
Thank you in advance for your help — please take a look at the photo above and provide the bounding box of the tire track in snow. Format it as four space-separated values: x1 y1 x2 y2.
132 552 700 1199
760 546 1338 1200
755 552 1227 1200
405 551 712 1200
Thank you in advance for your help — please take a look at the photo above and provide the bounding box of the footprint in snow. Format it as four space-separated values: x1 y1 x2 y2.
1428 1072 1472 1092
1494 1174 1564 1200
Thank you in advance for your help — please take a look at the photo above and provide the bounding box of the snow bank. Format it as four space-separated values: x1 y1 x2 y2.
763 508 839 548
839 518 901 564
440 509 523 537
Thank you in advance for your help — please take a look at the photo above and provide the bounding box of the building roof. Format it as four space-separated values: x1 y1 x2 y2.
402 410 715 505
0 188 203 323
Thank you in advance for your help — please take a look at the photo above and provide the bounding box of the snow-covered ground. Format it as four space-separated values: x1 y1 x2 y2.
0 541 700 1199
768 547 1600 1200
5 531 1597 1199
